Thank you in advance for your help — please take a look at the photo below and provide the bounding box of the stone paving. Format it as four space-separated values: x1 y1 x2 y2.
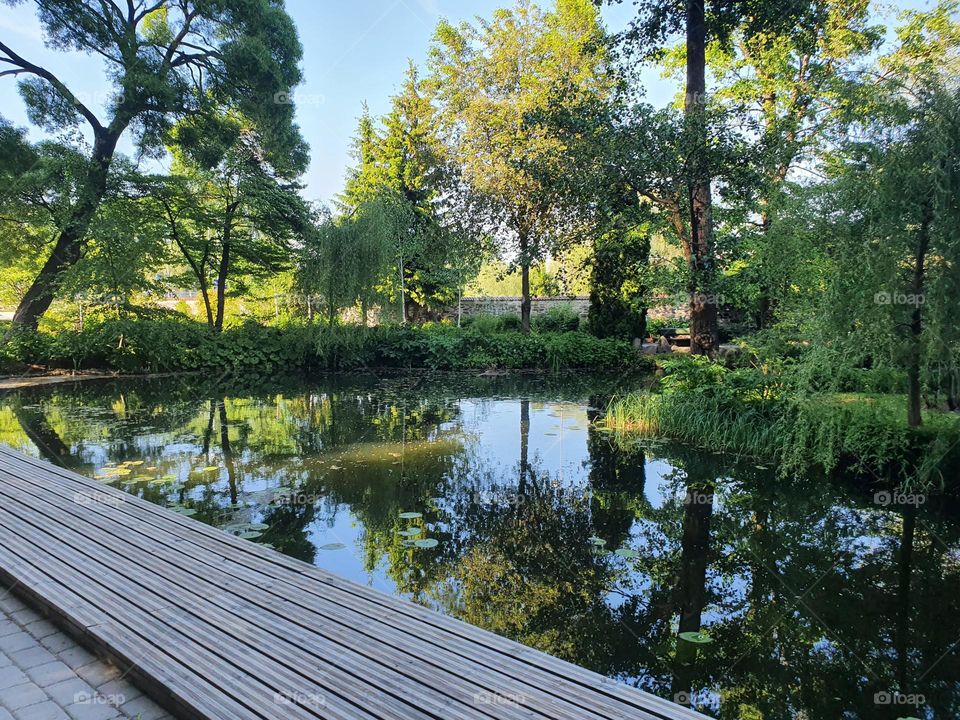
0 591 173 720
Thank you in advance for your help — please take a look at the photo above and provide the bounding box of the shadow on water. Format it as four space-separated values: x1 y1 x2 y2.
0 372 957 719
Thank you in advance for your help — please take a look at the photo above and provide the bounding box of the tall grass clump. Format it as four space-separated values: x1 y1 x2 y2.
600 355 960 488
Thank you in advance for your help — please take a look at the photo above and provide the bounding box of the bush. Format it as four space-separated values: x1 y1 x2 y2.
499 314 523 331
534 305 580 333
0 317 654 376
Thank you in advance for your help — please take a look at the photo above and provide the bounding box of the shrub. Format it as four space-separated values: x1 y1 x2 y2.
534 304 580 333
499 314 523 332
1 317 654 376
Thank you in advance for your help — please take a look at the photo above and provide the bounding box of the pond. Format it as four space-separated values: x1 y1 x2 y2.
0 373 956 719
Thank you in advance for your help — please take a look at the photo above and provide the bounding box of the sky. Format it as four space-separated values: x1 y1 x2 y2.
0 0 938 205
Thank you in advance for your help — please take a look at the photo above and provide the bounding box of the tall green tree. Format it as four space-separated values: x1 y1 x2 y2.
340 67 477 322
165 112 311 331
819 4 960 431
700 0 880 326
429 0 614 333
0 0 305 329
612 0 827 353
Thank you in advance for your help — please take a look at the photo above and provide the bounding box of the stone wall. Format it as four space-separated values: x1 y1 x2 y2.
444 296 591 320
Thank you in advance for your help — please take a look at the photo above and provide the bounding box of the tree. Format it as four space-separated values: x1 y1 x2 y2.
696 0 880 327
821 6 960 431
429 0 614 333
0 0 305 329
161 111 310 331
0 121 169 317
611 0 825 353
340 67 479 322
296 202 394 325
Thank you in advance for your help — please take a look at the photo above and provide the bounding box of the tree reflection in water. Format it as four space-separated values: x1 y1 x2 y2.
1 374 958 719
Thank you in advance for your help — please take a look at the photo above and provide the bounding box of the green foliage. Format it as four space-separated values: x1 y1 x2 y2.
533 305 580 333
602 354 960 487
587 230 649 340
1 318 651 376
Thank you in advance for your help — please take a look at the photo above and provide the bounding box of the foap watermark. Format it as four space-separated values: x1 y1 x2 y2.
274 490 322 506
673 691 694 705
874 291 925 306
73 490 124 508
73 690 125 706
666 291 728 308
273 89 326 107
470 488 590 507
874 490 925 508
274 691 326 708
474 691 526 707
874 690 925 707
683 490 714 506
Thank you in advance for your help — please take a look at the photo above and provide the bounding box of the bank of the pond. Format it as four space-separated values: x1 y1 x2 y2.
0 318 653 375
602 389 960 489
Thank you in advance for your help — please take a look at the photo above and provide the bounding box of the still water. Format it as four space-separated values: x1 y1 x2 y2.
0 374 957 719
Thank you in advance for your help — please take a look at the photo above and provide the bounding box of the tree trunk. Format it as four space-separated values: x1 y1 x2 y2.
671 480 714 706
11 131 120 330
199 280 214 328
757 212 775 329
907 206 932 428
214 208 236 333
685 0 718 356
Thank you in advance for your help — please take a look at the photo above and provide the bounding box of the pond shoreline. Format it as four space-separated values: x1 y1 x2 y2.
0 370 199 391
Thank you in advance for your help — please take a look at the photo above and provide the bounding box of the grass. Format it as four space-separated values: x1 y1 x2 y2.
601 388 960 488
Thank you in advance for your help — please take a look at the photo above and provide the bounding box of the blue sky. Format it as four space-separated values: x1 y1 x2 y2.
0 0 937 205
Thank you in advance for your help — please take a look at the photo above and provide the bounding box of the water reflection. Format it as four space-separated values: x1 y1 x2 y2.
0 374 957 719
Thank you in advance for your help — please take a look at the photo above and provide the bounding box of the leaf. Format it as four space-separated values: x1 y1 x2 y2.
678 631 713 644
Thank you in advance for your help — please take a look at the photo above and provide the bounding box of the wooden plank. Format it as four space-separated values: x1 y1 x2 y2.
0 461 639 720
0 479 527 720
0 445 709 720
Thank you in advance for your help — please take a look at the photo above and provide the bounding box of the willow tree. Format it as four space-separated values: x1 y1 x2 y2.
339 66 476 322
822 4 960 432
429 0 614 333
0 0 305 329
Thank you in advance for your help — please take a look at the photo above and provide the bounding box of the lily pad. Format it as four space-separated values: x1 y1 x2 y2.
401 539 418 548
678 631 713 644
588 536 607 547
399 511 422 520
238 531 263 540
614 548 639 559
171 506 197 517
320 543 346 551
413 538 439 549
397 528 422 537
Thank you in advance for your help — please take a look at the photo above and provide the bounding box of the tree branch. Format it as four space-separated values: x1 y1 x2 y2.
0 40 104 133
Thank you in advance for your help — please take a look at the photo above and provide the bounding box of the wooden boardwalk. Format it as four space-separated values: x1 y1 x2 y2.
0 445 709 720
